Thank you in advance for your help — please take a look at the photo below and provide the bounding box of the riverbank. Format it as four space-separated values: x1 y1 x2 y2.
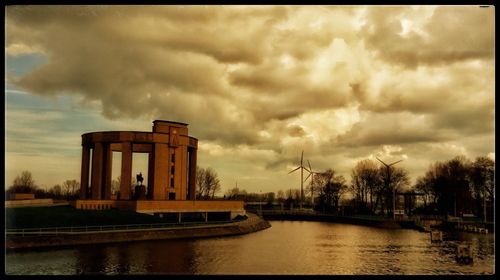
261 211 402 229
6 213 270 250
260 211 495 235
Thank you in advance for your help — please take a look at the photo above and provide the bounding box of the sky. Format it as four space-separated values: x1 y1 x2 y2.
5 5 495 195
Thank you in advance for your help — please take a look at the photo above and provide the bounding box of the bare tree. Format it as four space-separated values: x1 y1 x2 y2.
9 170 37 193
49 184 62 199
225 187 240 199
413 156 473 216
350 159 381 212
470 156 494 202
276 190 285 203
111 176 121 195
469 156 494 221
266 192 276 205
196 166 221 199
316 169 347 212
376 165 410 216
414 176 433 207
62 179 80 200
292 189 301 201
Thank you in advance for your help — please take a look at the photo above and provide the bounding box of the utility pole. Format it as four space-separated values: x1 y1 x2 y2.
376 157 403 221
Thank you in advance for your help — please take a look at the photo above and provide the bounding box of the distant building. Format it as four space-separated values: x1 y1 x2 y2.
7 193 35 200
6 193 55 208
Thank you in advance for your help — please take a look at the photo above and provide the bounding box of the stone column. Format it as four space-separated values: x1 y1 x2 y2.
147 150 155 199
91 142 103 200
103 143 113 200
120 142 132 200
188 147 197 200
80 145 91 199
153 143 168 200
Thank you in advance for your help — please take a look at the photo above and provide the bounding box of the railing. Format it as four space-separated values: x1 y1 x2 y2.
6 220 235 236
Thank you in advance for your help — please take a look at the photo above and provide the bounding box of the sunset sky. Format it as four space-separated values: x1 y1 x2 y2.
5 5 495 195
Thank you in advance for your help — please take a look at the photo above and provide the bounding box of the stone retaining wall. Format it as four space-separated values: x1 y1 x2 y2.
6 214 270 250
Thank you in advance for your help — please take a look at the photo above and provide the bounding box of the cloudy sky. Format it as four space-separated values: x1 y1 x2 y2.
5 5 495 195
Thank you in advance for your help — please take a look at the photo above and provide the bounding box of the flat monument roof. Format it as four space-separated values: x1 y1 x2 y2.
152 120 188 126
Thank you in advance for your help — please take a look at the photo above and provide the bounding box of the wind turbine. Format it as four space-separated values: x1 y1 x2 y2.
304 160 321 207
288 151 310 209
376 157 403 220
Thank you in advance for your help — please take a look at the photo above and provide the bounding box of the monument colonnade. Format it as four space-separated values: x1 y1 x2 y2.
79 121 197 201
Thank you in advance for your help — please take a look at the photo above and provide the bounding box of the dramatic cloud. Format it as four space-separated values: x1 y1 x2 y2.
5 5 495 191
361 6 495 68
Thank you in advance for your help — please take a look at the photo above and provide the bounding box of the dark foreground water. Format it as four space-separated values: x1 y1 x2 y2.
5 221 495 275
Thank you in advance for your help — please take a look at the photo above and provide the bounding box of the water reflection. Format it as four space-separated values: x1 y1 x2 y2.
6 221 495 275
73 240 199 274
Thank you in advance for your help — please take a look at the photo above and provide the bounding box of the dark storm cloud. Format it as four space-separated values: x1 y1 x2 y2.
335 111 451 148
430 105 495 135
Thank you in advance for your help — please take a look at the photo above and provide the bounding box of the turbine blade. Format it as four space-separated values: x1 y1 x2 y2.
389 159 404 166
301 151 304 165
308 160 312 172
376 157 388 167
288 166 301 174
305 173 312 181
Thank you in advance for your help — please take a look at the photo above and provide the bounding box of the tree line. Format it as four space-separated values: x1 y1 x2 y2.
221 155 493 219
6 171 80 200
7 155 494 220
413 156 493 219
6 166 224 201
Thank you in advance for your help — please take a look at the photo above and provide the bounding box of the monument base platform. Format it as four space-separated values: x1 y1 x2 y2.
73 200 246 220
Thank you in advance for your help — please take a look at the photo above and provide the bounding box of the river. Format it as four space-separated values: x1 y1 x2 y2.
5 220 495 275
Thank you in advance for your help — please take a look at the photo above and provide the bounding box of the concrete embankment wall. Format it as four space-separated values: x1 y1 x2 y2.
6 214 270 250
263 214 402 229
5 199 55 208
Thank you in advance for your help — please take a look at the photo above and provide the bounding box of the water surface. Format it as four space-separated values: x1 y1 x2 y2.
6 221 495 275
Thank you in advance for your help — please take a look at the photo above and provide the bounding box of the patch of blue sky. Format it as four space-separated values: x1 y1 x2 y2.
5 89 118 156
5 53 48 77
6 82 118 128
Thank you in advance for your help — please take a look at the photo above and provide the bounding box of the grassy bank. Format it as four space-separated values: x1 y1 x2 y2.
6 205 164 229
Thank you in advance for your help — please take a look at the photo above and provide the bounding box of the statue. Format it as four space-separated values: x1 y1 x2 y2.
134 172 146 200
136 172 144 186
